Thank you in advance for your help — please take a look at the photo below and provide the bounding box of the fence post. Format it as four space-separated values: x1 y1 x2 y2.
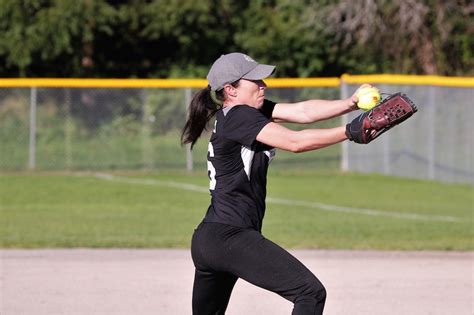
142 89 153 169
382 132 391 174
381 84 391 175
427 86 436 180
340 80 349 172
28 87 37 170
64 88 73 169
185 87 193 171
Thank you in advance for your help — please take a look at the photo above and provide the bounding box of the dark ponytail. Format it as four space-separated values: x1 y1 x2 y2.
181 85 222 149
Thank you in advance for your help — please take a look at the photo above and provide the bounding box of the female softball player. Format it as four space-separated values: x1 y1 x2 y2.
181 52 368 315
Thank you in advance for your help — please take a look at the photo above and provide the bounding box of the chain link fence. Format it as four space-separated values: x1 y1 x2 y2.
0 78 472 184
341 83 473 184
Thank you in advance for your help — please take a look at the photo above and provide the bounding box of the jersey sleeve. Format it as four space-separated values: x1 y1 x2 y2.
223 105 272 146
260 99 276 119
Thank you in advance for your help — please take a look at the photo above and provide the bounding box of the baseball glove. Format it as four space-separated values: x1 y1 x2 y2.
346 92 418 144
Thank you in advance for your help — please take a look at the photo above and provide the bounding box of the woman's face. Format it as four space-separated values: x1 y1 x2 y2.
228 79 267 108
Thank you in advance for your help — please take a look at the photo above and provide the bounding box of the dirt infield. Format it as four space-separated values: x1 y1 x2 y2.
1 249 472 315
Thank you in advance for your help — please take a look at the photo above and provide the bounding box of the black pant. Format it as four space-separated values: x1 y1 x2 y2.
191 222 326 314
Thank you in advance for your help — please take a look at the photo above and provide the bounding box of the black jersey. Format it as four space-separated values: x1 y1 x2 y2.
203 100 276 232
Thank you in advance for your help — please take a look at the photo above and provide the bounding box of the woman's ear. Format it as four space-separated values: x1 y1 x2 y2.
223 84 237 98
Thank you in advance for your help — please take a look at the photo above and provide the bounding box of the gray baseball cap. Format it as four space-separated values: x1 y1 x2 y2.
207 53 276 91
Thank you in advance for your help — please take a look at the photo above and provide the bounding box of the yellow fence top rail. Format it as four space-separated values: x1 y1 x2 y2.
0 78 208 88
0 78 339 88
341 74 474 88
0 75 472 88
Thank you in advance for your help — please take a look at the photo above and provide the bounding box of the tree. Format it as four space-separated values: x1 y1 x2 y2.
324 0 473 75
0 0 116 77
0 0 471 77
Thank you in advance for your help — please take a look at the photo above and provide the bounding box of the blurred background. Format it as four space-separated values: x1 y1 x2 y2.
0 0 473 184
0 0 472 78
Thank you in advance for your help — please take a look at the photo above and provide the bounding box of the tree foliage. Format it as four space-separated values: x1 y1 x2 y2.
0 0 115 76
325 0 473 75
0 0 472 77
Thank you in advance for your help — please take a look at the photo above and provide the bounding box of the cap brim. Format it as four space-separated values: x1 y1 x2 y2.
242 64 276 81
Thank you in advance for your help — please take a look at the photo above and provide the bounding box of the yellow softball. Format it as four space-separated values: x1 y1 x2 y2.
356 86 381 111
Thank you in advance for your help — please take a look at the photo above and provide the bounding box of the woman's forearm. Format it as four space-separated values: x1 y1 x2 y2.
257 123 348 153
273 98 356 124
299 98 356 122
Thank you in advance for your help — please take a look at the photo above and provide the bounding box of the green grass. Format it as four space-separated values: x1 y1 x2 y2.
264 171 473 250
0 170 472 250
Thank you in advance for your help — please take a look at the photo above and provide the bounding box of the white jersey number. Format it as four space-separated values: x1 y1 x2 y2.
208 142 216 190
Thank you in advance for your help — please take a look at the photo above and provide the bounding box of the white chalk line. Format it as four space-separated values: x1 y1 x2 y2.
92 173 462 223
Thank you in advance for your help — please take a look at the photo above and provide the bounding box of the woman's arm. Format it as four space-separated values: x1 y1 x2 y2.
256 122 347 153
271 84 371 124
272 98 355 124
